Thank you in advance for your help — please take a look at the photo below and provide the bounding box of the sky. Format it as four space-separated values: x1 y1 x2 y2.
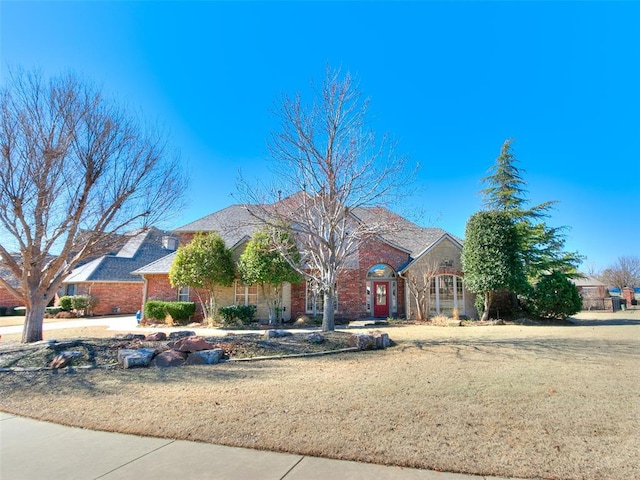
1 1 638 273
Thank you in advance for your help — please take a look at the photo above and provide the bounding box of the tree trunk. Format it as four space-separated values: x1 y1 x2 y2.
22 300 47 343
481 291 492 322
322 289 336 332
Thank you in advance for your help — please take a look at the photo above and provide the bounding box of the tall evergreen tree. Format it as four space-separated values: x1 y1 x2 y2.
480 139 582 281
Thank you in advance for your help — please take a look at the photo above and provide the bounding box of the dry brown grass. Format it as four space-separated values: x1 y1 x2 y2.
1 311 639 480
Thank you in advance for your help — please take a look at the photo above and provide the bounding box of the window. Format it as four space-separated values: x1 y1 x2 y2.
306 280 337 314
367 264 396 278
429 275 464 315
177 286 189 302
65 284 76 296
235 282 258 306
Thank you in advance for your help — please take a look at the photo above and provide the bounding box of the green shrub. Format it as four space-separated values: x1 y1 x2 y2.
165 302 196 323
14 306 26 316
71 295 94 314
45 306 62 315
145 301 167 321
218 304 257 326
58 296 73 311
0 306 6 316
525 271 582 320
144 301 196 325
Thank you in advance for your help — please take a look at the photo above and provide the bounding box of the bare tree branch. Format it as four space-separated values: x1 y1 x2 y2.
0 68 188 342
237 67 416 331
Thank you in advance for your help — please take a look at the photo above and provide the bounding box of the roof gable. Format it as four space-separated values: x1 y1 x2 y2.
64 228 178 283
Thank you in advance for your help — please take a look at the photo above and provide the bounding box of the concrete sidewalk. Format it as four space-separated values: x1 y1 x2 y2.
0 413 516 480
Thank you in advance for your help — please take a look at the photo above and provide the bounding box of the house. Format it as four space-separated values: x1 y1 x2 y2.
0 256 24 311
571 275 609 310
62 228 178 315
134 198 476 322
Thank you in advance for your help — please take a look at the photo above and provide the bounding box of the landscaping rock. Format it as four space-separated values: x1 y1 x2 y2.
185 348 224 365
49 351 83 369
152 350 186 367
372 332 390 349
116 334 146 341
264 329 293 339
145 332 167 341
306 333 324 344
348 334 376 350
168 331 196 340
118 348 157 368
168 336 214 353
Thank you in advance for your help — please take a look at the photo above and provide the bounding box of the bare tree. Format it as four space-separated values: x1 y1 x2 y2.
402 260 440 321
600 255 640 290
238 67 414 331
0 69 186 342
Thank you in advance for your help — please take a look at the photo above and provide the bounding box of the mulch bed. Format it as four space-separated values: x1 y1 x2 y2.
0 331 357 371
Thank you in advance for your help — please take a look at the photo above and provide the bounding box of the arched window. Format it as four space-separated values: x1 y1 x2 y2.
367 264 396 278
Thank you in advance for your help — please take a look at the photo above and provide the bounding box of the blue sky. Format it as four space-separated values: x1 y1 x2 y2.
1 1 638 272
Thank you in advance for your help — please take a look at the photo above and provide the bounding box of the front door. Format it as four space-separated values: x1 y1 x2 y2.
373 281 389 317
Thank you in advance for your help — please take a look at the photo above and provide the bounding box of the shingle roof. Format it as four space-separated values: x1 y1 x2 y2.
353 206 454 257
136 197 463 276
174 204 263 249
131 252 177 275
63 228 178 283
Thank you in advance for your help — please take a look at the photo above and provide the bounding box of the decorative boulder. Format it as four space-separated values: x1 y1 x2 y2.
348 334 376 350
168 331 196 340
116 333 146 341
306 333 324 344
185 348 224 365
118 348 157 368
152 350 187 367
168 336 215 353
145 332 167 341
49 351 83 369
264 329 293 339
372 332 390 349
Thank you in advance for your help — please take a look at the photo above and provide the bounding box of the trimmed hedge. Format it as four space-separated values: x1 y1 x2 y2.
144 301 196 324
218 304 257 326
58 295 95 314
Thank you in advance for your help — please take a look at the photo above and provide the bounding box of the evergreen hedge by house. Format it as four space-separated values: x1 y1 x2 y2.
144 301 196 324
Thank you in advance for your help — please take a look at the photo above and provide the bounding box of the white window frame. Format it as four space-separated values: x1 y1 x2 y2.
235 281 258 306
429 275 465 315
305 280 337 315
177 286 190 302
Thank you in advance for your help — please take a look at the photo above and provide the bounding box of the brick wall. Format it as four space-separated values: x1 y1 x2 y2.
0 286 23 308
74 282 143 316
290 237 410 321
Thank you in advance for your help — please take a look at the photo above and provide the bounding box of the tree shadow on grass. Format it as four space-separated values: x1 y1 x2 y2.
0 360 290 396
395 335 639 363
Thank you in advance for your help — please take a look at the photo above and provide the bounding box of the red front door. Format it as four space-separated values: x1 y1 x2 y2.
373 281 389 317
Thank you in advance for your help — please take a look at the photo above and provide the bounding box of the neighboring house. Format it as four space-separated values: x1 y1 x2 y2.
0 256 24 310
62 228 178 315
134 198 476 322
572 275 609 310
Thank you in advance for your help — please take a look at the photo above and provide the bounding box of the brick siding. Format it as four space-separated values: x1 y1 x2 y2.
73 282 143 315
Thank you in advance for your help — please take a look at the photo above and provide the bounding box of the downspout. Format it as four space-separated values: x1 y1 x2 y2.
398 271 410 320
140 275 148 319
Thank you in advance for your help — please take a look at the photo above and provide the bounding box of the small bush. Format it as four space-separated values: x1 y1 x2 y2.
218 304 256 326
14 306 26 316
524 271 582 320
71 295 94 314
144 301 196 325
165 302 196 323
58 296 73 311
0 306 6 316
45 306 62 315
